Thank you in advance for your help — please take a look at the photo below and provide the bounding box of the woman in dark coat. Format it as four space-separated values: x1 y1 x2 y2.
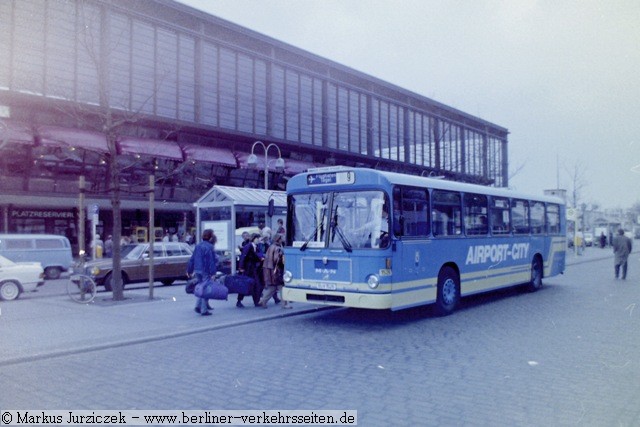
237 233 264 307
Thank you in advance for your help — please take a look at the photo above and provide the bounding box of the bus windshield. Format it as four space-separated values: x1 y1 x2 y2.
291 190 389 250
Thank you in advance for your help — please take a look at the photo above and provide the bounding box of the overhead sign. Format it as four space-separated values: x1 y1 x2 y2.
307 171 355 186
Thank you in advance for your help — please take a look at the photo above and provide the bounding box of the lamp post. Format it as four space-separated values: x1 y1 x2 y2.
248 141 285 190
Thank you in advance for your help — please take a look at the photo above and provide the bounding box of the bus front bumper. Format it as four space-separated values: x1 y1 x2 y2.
283 286 393 310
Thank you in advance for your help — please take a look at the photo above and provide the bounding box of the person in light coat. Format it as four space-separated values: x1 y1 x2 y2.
258 234 290 308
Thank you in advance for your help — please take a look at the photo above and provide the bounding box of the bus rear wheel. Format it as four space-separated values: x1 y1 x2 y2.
435 266 459 316
526 256 543 292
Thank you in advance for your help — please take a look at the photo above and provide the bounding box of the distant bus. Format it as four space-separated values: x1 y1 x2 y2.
282 167 566 314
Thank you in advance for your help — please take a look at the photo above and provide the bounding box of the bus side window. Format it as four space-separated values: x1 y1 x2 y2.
463 193 488 235
530 201 545 234
432 190 461 237
546 203 560 235
490 197 511 234
512 199 530 234
433 210 448 236
395 186 430 238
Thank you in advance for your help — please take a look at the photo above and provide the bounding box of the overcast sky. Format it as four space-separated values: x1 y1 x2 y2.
178 0 640 210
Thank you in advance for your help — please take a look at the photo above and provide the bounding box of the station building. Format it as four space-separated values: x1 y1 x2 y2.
0 0 508 253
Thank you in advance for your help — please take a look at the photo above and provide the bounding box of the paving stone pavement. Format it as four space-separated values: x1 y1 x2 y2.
0 247 613 366
2 246 638 426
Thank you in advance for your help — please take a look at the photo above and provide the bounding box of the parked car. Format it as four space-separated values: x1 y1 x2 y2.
583 232 594 247
0 234 73 280
0 254 45 301
83 242 193 291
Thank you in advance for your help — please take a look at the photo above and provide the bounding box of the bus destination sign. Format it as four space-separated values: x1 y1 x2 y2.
307 171 355 186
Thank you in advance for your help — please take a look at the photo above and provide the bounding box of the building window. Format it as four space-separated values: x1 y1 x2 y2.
201 42 219 127
219 48 237 130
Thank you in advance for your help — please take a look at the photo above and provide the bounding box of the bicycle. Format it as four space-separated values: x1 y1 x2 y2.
67 251 97 303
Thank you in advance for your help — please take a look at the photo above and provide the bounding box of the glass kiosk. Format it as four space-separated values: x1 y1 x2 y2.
193 186 286 274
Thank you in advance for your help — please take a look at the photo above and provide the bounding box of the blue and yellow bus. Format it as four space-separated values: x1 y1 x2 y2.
282 167 566 314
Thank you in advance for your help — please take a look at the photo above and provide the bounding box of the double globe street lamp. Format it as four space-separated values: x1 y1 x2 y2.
247 140 285 190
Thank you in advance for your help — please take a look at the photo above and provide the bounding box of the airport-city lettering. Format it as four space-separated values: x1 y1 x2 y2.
465 243 529 265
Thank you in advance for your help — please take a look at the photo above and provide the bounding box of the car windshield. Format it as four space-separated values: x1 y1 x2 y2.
120 244 138 258
123 244 147 260
0 255 16 267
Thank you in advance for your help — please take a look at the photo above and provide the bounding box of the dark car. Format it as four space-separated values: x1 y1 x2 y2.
83 242 193 290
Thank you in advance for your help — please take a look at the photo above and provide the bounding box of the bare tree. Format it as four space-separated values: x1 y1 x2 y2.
565 160 589 208
59 3 173 300
508 158 527 183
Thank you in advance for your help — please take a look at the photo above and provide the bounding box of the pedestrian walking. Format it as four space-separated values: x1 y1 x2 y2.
612 229 632 280
276 218 286 237
237 233 264 308
258 234 290 308
104 235 113 258
187 229 218 316
91 234 104 259
600 232 607 249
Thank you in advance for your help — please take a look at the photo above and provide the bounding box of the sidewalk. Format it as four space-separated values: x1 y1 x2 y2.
0 246 616 366
0 284 325 366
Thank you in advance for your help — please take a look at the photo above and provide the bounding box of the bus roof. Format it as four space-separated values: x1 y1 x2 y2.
289 167 564 205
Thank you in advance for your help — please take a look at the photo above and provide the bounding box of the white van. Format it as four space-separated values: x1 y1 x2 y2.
0 234 73 279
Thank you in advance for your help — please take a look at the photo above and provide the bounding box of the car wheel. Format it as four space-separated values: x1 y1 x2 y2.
104 272 128 292
45 266 62 280
435 266 459 316
526 256 543 292
161 280 174 286
103 273 113 291
0 280 21 301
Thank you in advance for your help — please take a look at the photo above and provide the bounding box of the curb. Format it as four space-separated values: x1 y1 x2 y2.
0 305 333 367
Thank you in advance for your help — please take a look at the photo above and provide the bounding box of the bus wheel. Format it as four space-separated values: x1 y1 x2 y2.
527 257 543 292
435 266 459 316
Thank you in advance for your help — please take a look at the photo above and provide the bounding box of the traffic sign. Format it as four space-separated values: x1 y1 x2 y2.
88 204 99 216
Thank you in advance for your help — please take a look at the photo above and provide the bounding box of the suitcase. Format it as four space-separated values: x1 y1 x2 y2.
224 274 254 295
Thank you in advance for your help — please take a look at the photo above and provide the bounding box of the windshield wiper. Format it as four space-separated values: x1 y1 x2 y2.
330 207 352 252
300 213 325 251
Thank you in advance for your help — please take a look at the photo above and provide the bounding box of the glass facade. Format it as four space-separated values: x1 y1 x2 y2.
0 0 508 186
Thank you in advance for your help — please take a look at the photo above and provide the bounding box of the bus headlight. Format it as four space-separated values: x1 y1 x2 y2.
367 274 380 289
283 270 292 283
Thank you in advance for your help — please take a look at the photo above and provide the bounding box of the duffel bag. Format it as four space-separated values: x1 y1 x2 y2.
223 274 254 295
194 277 229 300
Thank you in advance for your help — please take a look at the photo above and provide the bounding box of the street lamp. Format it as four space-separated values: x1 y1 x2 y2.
248 141 285 190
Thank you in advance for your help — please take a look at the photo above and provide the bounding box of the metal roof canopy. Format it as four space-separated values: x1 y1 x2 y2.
194 185 286 207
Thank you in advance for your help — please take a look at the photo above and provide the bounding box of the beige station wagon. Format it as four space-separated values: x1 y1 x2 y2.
83 242 193 290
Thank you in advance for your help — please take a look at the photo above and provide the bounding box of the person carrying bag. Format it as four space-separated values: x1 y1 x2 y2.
186 229 219 316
